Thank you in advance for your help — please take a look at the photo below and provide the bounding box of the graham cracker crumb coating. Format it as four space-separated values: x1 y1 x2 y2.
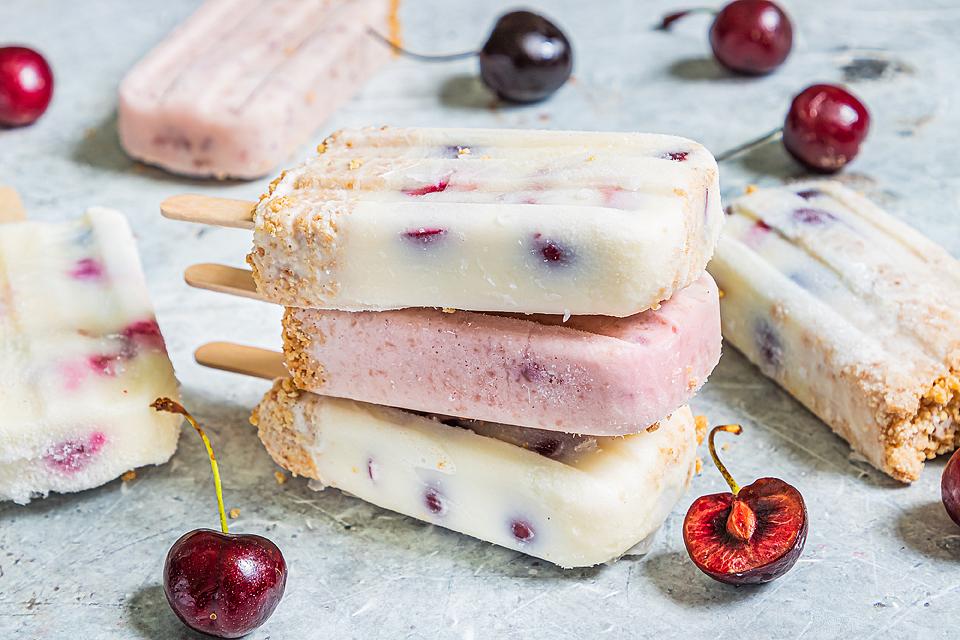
282 309 328 390
883 371 960 482
251 378 319 480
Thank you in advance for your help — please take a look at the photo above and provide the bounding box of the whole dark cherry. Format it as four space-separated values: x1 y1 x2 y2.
783 84 871 173
0 46 54 126
716 83 870 173
683 424 807 585
371 10 572 103
153 399 287 638
165 530 286 639
658 1 792 75
942 448 960 527
709 1 793 74
479 11 573 103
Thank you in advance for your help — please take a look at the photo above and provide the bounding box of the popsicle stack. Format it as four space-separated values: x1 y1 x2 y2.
189 126 725 567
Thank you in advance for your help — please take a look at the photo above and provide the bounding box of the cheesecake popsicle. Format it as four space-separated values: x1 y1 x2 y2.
709 181 960 482
118 0 396 179
283 273 721 434
0 208 181 503
253 378 698 568
248 126 723 316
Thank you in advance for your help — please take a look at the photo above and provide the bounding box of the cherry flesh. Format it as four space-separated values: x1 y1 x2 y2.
0 46 54 127
683 424 807 585
165 530 287 639
153 399 287 638
479 11 573 103
709 0 793 75
942 448 960 527
783 84 871 173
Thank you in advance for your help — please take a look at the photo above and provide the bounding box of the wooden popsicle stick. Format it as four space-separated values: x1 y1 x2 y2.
0 186 26 223
185 263 264 301
195 342 286 380
160 194 256 229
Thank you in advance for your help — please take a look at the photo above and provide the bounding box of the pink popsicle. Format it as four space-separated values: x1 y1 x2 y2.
283 274 722 435
118 0 395 179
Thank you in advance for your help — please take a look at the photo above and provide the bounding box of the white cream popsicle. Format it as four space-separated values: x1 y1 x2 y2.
249 126 723 316
283 273 721 434
118 0 395 179
0 208 182 503
709 181 960 482
252 378 698 568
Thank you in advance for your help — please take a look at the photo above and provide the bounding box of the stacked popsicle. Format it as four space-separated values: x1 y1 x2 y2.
246 126 725 567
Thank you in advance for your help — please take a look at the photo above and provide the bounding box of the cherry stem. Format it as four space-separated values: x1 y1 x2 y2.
152 398 229 535
708 424 744 496
367 28 478 61
656 7 717 30
716 127 784 163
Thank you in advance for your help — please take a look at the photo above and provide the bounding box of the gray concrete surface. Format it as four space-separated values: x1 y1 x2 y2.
2 0 959 638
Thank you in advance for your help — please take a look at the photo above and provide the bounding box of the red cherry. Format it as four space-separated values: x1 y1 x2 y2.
683 424 807 585
942 449 960 527
0 46 54 127
709 1 793 75
783 84 870 173
164 530 287 639
152 399 287 638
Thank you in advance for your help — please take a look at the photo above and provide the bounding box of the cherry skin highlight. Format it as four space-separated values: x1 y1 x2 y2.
0 46 53 126
782 84 870 173
683 424 807 585
709 0 793 75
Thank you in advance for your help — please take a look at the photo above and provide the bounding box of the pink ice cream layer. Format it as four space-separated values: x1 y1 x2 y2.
283 274 721 435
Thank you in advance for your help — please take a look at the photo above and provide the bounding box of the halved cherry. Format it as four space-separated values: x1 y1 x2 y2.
683 424 807 585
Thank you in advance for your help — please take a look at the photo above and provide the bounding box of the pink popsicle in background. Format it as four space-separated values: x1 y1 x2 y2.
282 274 722 435
118 0 398 179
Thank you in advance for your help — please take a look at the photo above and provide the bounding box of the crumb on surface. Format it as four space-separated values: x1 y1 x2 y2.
646 422 660 433
229 508 240 519
121 470 137 482
441 307 456 314
694 415 708 445
275 470 288 485
695 457 703 475
746 184 759 194
718 288 726 299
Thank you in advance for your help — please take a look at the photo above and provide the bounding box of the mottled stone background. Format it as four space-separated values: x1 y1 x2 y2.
1 0 959 638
